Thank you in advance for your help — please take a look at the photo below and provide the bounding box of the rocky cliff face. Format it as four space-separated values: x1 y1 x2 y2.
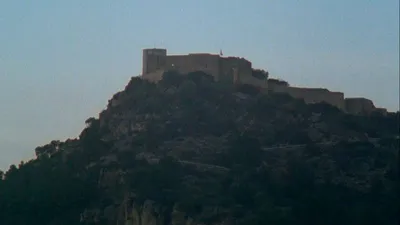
118 199 230 225
81 194 234 225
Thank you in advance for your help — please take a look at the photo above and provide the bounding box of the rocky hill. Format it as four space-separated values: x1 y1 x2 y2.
0 71 398 225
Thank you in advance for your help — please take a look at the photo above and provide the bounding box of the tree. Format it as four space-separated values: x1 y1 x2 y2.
160 70 184 87
4 164 17 180
35 140 61 159
252 69 269 80
85 117 97 128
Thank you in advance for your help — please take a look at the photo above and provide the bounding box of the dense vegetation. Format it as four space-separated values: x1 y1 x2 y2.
0 71 398 225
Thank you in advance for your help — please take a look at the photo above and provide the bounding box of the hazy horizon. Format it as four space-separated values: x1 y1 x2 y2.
0 0 399 170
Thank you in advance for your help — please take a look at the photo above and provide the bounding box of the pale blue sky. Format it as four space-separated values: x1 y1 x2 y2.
0 0 399 170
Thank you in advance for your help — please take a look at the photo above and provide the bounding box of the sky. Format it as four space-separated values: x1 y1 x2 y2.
0 0 399 170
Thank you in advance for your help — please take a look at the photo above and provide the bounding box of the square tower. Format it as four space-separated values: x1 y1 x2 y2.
142 48 167 75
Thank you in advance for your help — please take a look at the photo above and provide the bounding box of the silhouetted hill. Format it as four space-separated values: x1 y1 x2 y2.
0 71 398 225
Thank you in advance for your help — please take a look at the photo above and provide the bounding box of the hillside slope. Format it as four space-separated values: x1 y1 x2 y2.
0 71 398 225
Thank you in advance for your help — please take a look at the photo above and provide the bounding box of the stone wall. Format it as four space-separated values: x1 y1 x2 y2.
219 57 251 82
142 49 257 86
374 108 388 116
141 69 165 83
165 53 221 79
345 98 376 115
142 48 167 75
271 84 345 110
141 49 388 115
233 68 268 90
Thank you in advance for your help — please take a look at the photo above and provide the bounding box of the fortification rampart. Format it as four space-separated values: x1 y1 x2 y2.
140 48 387 115
270 84 345 110
374 108 388 115
142 48 259 87
235 70 268 90
141 69 165 83
345 98 376 115
165 54 221 79
219 57 252 82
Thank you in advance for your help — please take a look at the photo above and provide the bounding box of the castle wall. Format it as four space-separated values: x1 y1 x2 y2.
377 108 388 116
140 49 387 115
239 70 268 90
345 98 376 115
165 54 221 79
272 85 345 110
141 69 165 83
374 108 388 116
219 57 253 84
143 49 258 86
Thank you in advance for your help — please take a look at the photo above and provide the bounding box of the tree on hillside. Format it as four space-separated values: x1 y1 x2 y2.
35 140 62 159
85 117 97 128
252 69 269 80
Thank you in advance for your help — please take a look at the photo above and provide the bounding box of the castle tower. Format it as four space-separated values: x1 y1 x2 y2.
142 48 167 75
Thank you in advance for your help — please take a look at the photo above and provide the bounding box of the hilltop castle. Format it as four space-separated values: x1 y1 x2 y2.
141 48 267 89
141 48 387 115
